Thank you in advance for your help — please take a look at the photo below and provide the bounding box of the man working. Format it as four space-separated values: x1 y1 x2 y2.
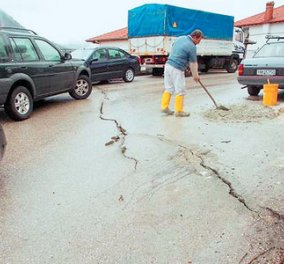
161 29 203 117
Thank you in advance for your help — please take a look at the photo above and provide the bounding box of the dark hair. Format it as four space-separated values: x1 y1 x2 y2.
190 30 203 38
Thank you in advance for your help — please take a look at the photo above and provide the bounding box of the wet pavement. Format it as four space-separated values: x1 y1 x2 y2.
0 72 284 263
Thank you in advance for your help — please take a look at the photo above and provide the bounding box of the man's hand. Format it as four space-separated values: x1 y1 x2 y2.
193 75 200 82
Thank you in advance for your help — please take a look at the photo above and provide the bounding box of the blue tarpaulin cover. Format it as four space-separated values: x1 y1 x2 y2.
128 4 234 40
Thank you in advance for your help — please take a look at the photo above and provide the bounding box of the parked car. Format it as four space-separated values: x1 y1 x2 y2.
0 123 6 161
0 27 92 121
238 36 284 96
71 47 140 83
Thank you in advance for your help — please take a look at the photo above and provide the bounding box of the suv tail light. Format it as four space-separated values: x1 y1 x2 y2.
238 64 244 76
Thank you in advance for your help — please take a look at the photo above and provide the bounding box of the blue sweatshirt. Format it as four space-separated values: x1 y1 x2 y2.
166 36 197 71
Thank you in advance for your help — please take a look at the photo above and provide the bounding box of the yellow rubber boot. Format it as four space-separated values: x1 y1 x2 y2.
161 92 174 115
175 95 190 117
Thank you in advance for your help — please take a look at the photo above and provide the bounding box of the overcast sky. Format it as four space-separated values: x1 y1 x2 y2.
1 0 284 47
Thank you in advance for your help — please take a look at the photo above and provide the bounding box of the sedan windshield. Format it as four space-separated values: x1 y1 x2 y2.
254 42 284 58
71 49 94 60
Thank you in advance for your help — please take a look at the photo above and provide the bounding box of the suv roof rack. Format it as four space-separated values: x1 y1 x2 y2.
265 35 284 43
0 27 37 35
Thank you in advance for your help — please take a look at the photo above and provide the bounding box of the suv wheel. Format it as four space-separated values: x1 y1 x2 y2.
247 86 261 96
123 68 134 82
69 75 92 100
5 86 33 121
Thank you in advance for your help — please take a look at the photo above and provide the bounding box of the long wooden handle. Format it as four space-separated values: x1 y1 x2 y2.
198 80 219 108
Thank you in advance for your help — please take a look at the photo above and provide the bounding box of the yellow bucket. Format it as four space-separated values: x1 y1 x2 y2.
263 81 279 106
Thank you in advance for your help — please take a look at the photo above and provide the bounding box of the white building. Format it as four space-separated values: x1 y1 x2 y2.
235 1 284 57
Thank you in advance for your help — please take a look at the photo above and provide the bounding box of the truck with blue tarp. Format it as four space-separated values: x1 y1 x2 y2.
128 4 245 75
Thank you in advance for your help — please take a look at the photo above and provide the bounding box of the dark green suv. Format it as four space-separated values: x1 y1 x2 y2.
0 27 92 121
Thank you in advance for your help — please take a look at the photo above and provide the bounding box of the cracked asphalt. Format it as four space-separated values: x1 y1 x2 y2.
0 72 284 264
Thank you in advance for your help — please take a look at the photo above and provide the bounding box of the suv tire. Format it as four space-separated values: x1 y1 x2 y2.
69 75 92 100
247 86 261 96
123 68 135 82
5 86 33 121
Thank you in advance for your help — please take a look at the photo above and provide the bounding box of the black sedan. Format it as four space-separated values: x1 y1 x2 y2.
238 36 284 96
71 47 140 83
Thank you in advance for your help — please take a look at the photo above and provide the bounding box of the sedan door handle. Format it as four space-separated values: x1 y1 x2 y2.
21 66 28 70
49 65 54 67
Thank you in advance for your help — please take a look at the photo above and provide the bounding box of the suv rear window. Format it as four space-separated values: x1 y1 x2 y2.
10 37 39 62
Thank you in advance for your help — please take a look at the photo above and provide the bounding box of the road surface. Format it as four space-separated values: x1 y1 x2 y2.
1 72 284 263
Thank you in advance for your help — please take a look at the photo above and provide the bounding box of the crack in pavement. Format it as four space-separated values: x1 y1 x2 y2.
194 150 257 213
174 141 284 263
157 136 284 262
189 155 255 212
264 207 284 221
98 88 138 170
157 135 257 213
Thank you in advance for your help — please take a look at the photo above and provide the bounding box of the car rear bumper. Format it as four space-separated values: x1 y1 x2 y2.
238 76 284 87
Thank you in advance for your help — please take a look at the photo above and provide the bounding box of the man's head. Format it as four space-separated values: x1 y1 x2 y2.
190 30 203 45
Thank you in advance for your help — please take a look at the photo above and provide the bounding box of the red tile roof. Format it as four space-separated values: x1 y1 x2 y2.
86 27 128 43
235 5 284 27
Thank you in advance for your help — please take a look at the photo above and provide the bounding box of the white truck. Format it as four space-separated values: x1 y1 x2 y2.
128 4 246 76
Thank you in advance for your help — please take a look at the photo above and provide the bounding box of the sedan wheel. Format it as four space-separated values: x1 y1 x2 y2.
5 86 33 121
69 75 92 100
123 68 135 82
247 86 261 96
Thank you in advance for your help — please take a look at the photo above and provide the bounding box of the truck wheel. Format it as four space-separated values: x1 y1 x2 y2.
226 58 238 73
152 68 164 76
69 75 92 100
247 86 261 96
5 86 33 121
200 64 210 73
123 68 135 82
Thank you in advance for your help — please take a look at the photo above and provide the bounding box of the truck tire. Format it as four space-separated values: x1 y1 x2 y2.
69 75 92 100
247 86 261 96
5 86 33 121
152 68 164 76
200 63 210 73
226 58 238 73
200 67 209 73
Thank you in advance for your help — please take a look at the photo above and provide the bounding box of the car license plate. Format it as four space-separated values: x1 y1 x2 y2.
256 69 276 76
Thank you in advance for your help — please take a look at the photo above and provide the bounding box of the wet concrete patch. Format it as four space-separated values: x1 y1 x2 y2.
203 104 280 123
240 210 284 264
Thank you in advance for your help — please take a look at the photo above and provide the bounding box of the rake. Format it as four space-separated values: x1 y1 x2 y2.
198 80 230 111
